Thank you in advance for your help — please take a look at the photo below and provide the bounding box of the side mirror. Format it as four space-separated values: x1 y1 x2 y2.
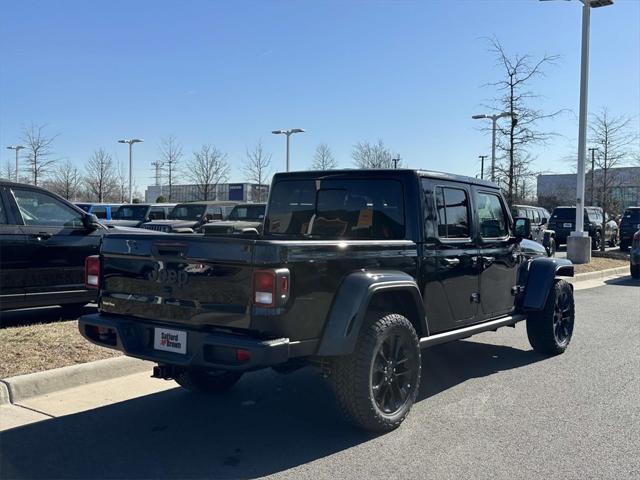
83 214 101 231
540 217 548 226
514 217 531 240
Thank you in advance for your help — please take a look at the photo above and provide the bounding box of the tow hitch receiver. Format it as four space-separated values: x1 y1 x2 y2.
152 364 179 380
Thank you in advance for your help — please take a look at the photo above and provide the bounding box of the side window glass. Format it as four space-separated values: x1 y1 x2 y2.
12 188 84 228
148 208 165 220
477 192 508 238
435 187 470 239
533 210 540 224
0 195 7 224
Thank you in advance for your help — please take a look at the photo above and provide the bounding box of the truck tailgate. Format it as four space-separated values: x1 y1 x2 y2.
99 233 255 329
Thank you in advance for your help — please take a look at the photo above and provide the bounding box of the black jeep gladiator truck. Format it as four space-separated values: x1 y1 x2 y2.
80 169 575 432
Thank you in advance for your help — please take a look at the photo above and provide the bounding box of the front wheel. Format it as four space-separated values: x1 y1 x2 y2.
329 313 421 432
526 280 575 355
608 233 618 248
174 369 243 393
592 232 602 250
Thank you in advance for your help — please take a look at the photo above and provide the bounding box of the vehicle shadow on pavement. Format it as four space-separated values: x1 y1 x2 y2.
0 305 96 329
604 276 639 287
0 340 544 480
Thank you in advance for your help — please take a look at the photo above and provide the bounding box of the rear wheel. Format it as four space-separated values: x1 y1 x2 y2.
631 264 640 279
329 313 421 432
608 233 618 247
526 280 575 355
591 231 602 250
620 240 629 252
174 369 243 393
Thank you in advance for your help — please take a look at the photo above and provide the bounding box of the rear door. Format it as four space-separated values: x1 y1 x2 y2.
0 187 27 309
422 179 479 332
474 188 519 320
9 186 101 297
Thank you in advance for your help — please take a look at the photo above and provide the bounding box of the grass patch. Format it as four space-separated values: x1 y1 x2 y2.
0 320 120 379
573 257 629 274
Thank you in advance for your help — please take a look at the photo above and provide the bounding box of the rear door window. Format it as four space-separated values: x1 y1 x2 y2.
435 187 470 239
148 208 166 220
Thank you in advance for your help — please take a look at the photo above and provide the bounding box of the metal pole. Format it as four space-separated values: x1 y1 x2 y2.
491 117 497 182
286 133 291 172
15 148 19 182
128 142 133 203
574 1 590 236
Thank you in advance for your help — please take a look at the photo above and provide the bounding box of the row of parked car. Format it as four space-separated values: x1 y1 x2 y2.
0 177 638 314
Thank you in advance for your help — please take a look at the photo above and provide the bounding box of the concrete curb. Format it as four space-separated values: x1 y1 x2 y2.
567 266 630 284
0 356 150 406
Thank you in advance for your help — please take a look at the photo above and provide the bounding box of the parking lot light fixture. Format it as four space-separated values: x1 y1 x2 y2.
118 138 144 203
272 128 305 172
471 112 515 182
6 145 25 182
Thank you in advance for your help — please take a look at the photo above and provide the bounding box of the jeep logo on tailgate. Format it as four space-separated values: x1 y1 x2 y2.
147 264 189 286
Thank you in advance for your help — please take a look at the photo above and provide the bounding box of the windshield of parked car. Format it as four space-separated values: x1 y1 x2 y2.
265 179 405 239
227 205 265 221
113 205 149 220
168 204 205 220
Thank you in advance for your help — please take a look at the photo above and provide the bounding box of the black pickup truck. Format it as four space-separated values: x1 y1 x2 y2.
80 169 575 432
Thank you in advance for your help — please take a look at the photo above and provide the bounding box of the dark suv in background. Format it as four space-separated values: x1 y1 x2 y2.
549 206 618 250
619 207 640 251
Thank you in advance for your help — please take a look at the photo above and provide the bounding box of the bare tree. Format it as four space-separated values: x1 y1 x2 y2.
243 140 272 202
48 160 82 200
185 144 230 201
114 162 128 202
484 38 562 204
2 161 15 181
352 139 396 169
589 108 637 250
85 148 117 202
311 143 337 170
21 123 58 185
159 135 183 201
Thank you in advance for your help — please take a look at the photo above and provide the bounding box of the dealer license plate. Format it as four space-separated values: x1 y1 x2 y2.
154 327 187 354
563 223 573 228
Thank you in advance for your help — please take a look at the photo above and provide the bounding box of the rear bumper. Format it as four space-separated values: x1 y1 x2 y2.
78 313 312 371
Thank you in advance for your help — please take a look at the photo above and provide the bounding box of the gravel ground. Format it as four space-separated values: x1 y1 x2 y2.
0 307 120 378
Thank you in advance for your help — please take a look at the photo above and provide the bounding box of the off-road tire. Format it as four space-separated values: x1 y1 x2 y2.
329 313 421 433
591 231 601 250
174 369 243 393
631 264 640 279
620 241 629 252
526 280 575 355
608 234 618 248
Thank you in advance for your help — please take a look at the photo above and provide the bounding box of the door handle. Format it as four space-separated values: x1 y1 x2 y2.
30 232 52 241
442 257 460 267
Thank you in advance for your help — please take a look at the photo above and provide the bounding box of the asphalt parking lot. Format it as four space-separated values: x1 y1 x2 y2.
1 277 639 480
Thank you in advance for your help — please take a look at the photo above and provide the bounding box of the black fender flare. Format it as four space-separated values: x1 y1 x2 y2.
522 257 574 311
316 270 426 356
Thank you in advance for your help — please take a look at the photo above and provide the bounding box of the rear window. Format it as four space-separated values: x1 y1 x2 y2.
265 179 405 239
551 208 576 220
623 209 640 222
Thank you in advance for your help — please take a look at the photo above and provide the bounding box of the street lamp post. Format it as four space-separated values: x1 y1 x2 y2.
543 0 613 263
471 112 515 182
478 155 488 180
6 145 25 182
272 128 305 172
118 138 143 203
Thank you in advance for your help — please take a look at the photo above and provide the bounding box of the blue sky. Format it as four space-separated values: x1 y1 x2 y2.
1 0 638 191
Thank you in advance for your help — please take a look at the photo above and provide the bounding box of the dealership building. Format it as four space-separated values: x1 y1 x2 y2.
537 166 640 211
144 182 269 203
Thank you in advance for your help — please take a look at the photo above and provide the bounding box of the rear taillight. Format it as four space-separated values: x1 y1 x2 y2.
85 255 100 289
253 268 290 307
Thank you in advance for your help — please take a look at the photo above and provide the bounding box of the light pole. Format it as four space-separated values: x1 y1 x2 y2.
272 128 305 172
588 147 598 206
542 0 613 263
471 112 515 182
118 138 143 203
6 145 25 182
478 155 488 180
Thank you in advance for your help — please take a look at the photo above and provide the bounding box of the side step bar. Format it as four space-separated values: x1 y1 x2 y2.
420 314 526 348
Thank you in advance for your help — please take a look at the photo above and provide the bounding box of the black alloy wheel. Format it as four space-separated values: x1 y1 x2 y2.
552 288 574 347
